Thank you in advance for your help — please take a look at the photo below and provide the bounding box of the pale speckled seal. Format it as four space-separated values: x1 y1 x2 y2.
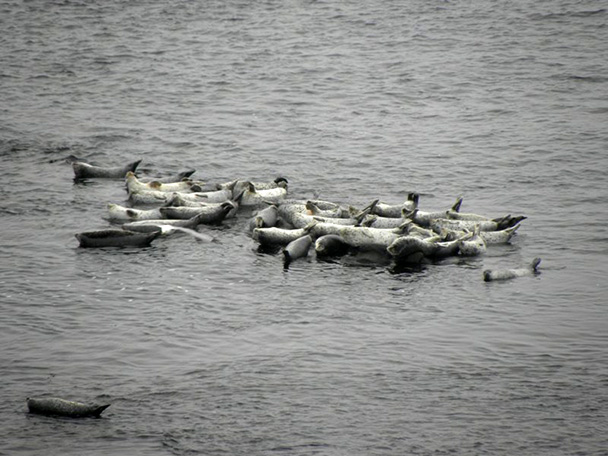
483 258 541 282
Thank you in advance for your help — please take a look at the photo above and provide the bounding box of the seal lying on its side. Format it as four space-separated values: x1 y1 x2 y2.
252 222 317 246
73 159 142 179
76 229 160 248
27 397 110 418
106 203 163 222
483 258 541 282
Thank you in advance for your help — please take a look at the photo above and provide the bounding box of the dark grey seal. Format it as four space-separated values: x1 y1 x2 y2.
27 397 110 418
73 159 142 179
75 229 160 248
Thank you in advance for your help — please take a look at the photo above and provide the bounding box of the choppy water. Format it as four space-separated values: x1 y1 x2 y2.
1 1 607 455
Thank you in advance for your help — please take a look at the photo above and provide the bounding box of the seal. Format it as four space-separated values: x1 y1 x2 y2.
305 201 345 218
129 188 233 205
149 169 196 183
121 212 208 232
73 159 142 179
483 258 541 282
27 397 110 418
430 214 526 233
160 201 235 224
160 202 234 225
387 231 470 262
75 229 160 248
315 234 350 257
443 223 521 245
371 193 419 218
252 222 317 246
458 225 487 256
247 205 279 231
125 171 199 193
106 203 163 223
239 182 288 206
283 234 313 265
310 222 410 252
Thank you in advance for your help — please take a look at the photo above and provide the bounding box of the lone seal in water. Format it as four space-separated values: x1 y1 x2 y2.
75 229 160 248
483 258 541 282
27 397 110 418
72 159 142 179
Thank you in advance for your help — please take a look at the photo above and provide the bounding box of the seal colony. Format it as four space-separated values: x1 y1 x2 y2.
71 157 540 282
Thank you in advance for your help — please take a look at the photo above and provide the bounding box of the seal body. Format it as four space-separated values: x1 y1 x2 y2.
129 188 232 205
247 205 279 231
253 223 316 246
283 235 313 264
315 234 350 257
107 203 163 222
121 213 206 232
75 229 159 248
27 397 110 418
160 202 234 224
125 171 198 193
239 182 288 206
73 159 141 179
483 258 541 282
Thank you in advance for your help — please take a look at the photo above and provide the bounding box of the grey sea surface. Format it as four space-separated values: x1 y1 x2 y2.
1 1 607 455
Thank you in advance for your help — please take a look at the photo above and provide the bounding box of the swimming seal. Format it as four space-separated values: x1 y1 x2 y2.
75 229 160 248
147 169 196 183
72 159 142 179
27 397 110 418
483 258 541 282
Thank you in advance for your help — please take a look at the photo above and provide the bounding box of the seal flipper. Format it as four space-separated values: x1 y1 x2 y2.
127 159 142 174
92 404 111 417
531 257 541 272
451 196 463 213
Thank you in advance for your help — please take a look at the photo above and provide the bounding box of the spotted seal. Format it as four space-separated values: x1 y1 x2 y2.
283 234 313 265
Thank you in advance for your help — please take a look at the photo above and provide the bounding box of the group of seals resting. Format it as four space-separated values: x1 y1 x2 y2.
249 193 539 279
73 157 289 248
70 157 539 280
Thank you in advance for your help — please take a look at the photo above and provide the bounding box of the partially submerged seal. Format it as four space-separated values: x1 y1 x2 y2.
483 258 542 282
73 159 141 179
27 397 110 418
75 229 160 248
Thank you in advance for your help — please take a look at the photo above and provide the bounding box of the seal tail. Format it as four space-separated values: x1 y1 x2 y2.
92 404 111 417
451 196 463 213
282 250 292 268
407 192 420 207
